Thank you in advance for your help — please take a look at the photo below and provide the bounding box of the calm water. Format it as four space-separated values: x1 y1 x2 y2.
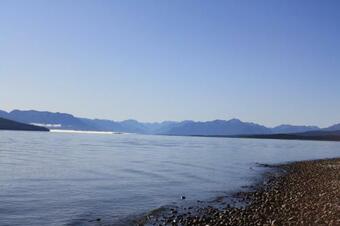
1 131 340 226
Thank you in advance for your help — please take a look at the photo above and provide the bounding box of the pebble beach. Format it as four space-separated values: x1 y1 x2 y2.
142 158 340 226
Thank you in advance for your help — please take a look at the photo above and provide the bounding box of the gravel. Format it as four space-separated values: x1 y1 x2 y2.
141 158 340 225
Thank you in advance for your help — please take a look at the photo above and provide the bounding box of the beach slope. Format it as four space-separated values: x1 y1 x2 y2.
145 158 340 225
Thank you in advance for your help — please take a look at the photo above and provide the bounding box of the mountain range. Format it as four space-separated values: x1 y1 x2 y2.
0 109 339 135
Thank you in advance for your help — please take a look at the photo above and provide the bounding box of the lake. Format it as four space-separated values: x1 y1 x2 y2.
0 130 339 225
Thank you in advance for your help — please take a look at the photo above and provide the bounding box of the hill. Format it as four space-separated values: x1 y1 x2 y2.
232 130 340 142
4 110 95 131
0 117 49 131
324 123 340 131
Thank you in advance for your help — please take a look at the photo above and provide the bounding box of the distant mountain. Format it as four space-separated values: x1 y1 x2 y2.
233 130 340 142
79 118 125 132
146 121 179 134
297 130 340 136
79 118 178 134
1 110 96 130
0 110 181 134
0 117 49 131
163 119 272 136
0 110 8 118
272 124 320 134
0 109 338 136
324 123 340 131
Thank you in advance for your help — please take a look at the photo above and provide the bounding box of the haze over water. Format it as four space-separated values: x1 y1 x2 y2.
1 131 340 225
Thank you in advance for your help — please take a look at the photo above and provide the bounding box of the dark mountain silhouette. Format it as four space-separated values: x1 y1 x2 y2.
297 130 340 136
233 130 340 142
0 117 49 131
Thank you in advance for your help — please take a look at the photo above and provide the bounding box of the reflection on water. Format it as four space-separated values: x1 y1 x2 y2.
0 131 339 225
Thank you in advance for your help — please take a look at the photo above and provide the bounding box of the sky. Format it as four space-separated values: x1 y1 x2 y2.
1 0 340 127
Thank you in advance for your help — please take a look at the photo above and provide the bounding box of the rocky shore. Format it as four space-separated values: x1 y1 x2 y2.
141 158 340 225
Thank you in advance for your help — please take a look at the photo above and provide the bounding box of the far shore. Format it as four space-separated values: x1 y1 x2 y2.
141 158 340 225
190 133 340 142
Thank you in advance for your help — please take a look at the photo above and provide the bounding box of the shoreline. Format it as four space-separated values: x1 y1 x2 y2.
140 158 340 225
190 134 340 142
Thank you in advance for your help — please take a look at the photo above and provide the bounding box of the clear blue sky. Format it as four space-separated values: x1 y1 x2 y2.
1 0 339 127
